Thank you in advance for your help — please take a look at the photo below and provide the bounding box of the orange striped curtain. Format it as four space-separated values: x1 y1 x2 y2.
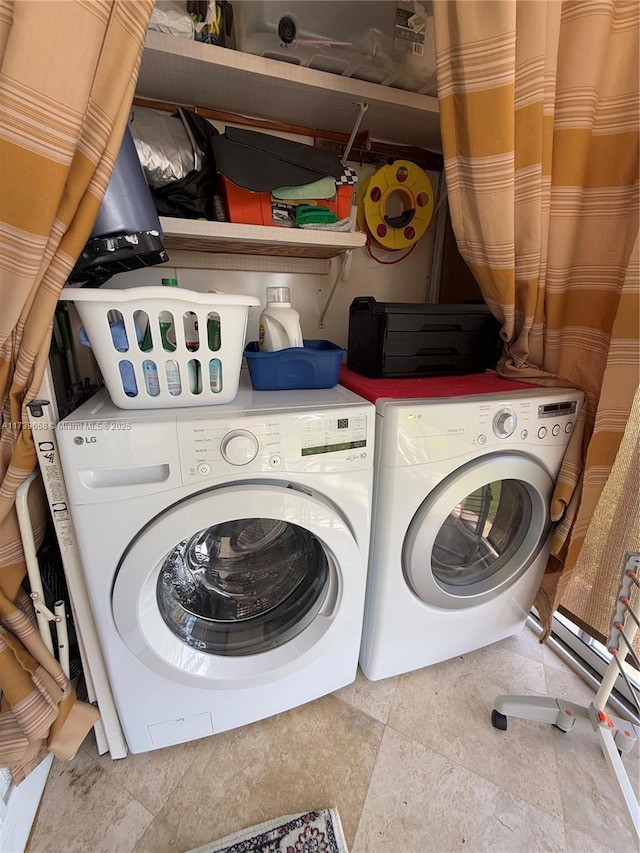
0 0 153 781
433 0 639 638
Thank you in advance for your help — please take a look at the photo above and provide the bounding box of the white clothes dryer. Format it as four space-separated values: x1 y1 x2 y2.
56 375 374 753
359 387 583 681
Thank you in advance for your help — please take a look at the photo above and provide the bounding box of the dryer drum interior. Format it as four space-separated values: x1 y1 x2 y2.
431 479 532 587
402 453 552 607
156 517 330 656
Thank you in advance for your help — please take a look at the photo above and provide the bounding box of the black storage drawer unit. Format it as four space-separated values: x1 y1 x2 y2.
347 297 501 378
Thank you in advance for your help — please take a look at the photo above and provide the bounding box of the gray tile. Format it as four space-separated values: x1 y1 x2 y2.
84 733 204 814
545 666 639 851
28 748 153 853
542 654 601 708
542 653 638 791
496 623 546 664
133 695 384 853
387 643 565 819
352 726 567 853
28 639 636 853
565 824 619 853
541 641 592 680
333 666 399 724
553 724 638 852
541 644 573 673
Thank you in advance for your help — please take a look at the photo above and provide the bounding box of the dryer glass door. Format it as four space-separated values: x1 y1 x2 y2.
432 478 529 587
403 452 554 609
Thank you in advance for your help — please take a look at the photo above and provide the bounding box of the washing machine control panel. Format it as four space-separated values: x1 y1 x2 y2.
177 407 372 483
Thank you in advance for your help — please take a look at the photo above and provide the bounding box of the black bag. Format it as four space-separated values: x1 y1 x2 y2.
211 125 345 193
151 108 222 221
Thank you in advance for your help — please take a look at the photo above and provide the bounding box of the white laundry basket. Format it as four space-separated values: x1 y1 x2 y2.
60 287 260 409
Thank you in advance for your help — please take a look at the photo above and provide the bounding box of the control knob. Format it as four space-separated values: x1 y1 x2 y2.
220 429 259 466
493 408 517 439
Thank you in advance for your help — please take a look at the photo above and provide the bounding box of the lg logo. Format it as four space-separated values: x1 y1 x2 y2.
73 436 97 445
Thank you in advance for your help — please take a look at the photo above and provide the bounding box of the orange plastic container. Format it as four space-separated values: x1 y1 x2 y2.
221 176 352 226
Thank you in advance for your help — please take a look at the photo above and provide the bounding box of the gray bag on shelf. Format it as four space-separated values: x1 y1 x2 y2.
130 105 204 189
130 106 223 221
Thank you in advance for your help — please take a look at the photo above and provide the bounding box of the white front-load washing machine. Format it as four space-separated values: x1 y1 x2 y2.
56 375 374 753
359 387 583 681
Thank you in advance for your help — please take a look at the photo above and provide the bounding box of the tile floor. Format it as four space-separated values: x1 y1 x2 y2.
27 626 639 853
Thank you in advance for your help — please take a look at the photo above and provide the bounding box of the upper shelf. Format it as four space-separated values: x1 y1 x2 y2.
159 217 367 260
137 31 441 152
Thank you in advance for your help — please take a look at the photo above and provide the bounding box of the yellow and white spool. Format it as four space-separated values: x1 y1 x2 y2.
357 160 434 251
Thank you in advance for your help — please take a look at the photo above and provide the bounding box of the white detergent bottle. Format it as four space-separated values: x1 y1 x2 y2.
258 286 303 351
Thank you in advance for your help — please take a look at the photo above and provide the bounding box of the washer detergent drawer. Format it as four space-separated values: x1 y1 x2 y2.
56 419 182 504
112 482 362 689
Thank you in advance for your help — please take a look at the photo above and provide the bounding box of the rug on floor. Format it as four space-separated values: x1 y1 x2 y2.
184 807 348 853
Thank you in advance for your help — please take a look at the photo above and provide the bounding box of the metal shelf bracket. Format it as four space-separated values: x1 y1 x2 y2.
342 101 369 165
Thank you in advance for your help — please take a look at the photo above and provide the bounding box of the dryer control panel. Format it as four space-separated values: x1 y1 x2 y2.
380 389 584 469
492 408 517 439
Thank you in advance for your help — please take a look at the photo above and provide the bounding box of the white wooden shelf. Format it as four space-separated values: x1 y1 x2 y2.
159 217 367 259
137 31 441 151
139 32 437 265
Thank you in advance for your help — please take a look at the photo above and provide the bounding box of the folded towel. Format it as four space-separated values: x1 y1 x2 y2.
272 176 337 200
298 217 353 232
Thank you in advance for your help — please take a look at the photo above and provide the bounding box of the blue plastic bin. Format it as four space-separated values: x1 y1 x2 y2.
244 340 346 390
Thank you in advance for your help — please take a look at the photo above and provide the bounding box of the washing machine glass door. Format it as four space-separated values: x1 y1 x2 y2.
113 482 362 684
403 452 554 609
156 516 329 656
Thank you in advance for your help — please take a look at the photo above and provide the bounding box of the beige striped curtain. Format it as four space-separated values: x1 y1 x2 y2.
433 0 639 640
0 0 153 781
